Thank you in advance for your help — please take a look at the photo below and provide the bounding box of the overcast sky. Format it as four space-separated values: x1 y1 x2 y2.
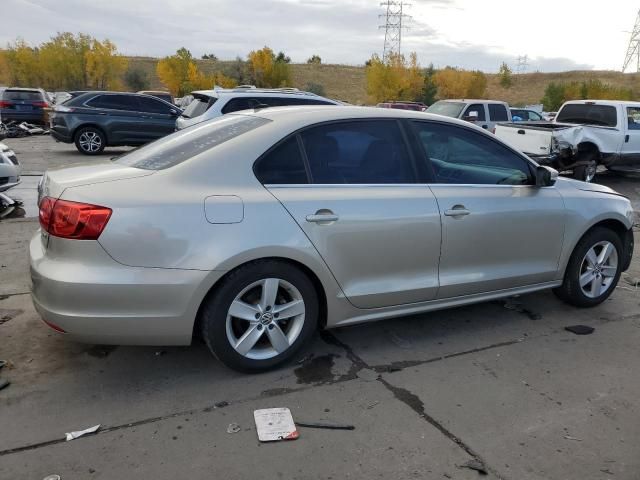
1 0 638 72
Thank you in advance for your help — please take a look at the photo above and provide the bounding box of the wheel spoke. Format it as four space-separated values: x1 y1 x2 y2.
601 265 617 278
259 278 279 310
229 300 260 321
590 276 602 297
580 270 595 287
273 299 305 319
597 243 614 265
585 248 598 268
266 324 290 353
235 325 264 355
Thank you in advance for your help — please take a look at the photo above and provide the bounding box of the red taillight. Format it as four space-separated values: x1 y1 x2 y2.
39 196 112 240
42 319 67 333
33 101 49 108
0 100 13 108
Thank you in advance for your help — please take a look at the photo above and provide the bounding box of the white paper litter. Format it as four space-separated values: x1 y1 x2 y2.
253 408 298 442
65 424 100 441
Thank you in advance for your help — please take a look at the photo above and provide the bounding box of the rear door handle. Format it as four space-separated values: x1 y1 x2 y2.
306 210 339 223
444 205 470 217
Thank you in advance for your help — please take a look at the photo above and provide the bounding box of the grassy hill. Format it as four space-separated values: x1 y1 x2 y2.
128 56 640 106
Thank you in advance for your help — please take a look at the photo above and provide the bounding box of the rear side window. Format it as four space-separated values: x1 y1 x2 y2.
138 96 173 114
3 90 43 101
488 104 509 121
182 96 216 118
87 94 139 111
300 120 416 184
222 97 266 114
255 137 308 184
556 104 617 127
116 115 270 170
278 98 333 106
464 104 486 121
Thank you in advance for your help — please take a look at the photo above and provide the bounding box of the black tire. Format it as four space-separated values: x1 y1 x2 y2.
572 152 597 182
74 127 106 155
201 260 319 372
553 227 623 308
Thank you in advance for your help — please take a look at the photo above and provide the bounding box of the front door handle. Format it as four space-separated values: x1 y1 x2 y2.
444 205 471 217
306 210 339 224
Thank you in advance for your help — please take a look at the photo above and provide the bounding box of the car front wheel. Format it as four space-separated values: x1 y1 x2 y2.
201 260 318 372
75 127 106 155
554 227 623 307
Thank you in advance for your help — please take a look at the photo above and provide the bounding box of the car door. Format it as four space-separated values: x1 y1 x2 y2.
462 103 489 130
136 96 179 140
409 120 566 298
619 106 640 166
256 119 442 309
488 103 510 131
85 94 146 143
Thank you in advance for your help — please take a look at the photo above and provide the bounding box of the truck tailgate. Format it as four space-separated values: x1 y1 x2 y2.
495 123 554 156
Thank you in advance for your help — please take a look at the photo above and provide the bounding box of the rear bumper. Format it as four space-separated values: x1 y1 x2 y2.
50 127 73 143
0 109 46 124
29 233 220 345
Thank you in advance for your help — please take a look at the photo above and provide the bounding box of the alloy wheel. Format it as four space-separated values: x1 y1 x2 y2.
225 278 306 360
579 241 618 298
78 131 103 153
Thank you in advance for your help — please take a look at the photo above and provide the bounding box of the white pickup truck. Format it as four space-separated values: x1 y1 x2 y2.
495 100 640 182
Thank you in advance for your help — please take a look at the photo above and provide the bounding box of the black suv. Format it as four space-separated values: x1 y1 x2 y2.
50 92 181 155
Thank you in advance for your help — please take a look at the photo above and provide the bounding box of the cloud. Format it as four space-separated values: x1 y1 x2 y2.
0 0 593 72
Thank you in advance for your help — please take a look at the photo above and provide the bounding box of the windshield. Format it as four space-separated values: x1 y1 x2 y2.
556 104 617 127
426 101 465 118
115 115 270 170
181 95 216 118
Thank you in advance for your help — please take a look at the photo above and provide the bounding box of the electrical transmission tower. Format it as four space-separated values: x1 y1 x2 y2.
516 55 529 74
622 9 640 72
379 1 411 61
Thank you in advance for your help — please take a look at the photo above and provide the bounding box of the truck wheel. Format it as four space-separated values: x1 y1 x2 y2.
573 154 597 183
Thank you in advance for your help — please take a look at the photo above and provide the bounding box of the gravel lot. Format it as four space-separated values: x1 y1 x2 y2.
1 136 639 480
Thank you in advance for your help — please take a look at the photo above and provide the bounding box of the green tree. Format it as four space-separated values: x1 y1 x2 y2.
124 68 149 91
421 63 438 105
541 82 566 111
498 62 512 88
307 55 321 65
305 82 326 96
201 53 218 61
275 51 291 64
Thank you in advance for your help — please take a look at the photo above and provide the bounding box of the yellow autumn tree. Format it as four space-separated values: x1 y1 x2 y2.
433 68 488 99
366 52 423 103
85 39 128 90
3 39 41 87
183 62 235 91
0 50 10 85
38 33 91 90
157 48 234 96
247 46 291 87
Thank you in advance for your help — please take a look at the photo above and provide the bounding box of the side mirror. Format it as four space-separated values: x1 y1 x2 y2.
462 111 479 122
169 109 179 116
535 165 558 187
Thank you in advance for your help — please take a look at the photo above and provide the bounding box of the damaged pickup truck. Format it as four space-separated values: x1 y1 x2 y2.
495 100 640 182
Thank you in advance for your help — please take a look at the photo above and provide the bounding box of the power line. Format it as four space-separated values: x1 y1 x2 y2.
379 1 411 62
622 9 640 72
515 55 529 75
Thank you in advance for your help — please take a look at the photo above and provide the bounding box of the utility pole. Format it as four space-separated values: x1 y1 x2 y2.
379 1 411 62
516 55 529 75
623 9 640 72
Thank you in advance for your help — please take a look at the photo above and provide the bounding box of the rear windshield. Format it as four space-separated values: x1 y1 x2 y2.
115 115 270 170
426 101 465 118
3 90 43 101
556 104 618 127
181 96 216 118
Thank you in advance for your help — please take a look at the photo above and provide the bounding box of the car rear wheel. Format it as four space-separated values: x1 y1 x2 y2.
554 227 623 307
201 260 318 372
75 127 106 155
572 153 597 183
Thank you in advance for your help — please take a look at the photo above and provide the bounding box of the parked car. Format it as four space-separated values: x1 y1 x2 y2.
137 90 174 105
426 99 511 132
510 108 545 122
495 100 640 182
0 141 21 207
0 88 50 124
31 106 634 372
543 111 558 122
377 101 427 111
176 86 341 130
49 91 181 155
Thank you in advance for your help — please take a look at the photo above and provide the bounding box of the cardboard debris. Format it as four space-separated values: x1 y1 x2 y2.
254 408 299 442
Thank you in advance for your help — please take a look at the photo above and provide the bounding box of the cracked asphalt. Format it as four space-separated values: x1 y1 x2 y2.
1 136 639 480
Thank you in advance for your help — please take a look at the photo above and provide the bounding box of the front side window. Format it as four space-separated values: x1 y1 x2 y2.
116 115 270 170
300 120 416 184
556 104 617 127
488 103 509 121
464 104 486 121
254 137 308 184
627 107 640 131
411 121 532 185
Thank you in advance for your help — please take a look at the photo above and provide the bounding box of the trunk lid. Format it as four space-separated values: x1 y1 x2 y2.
38 161 154 203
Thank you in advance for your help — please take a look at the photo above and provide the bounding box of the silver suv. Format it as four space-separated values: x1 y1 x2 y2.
175 86 341 130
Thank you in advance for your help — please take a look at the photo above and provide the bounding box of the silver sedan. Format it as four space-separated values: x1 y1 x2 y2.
30 107 635 371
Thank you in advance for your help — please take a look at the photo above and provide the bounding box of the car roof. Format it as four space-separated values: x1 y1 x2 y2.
437 99 508 105
562 99 640 107
190 87 328 100
5 87 43 92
